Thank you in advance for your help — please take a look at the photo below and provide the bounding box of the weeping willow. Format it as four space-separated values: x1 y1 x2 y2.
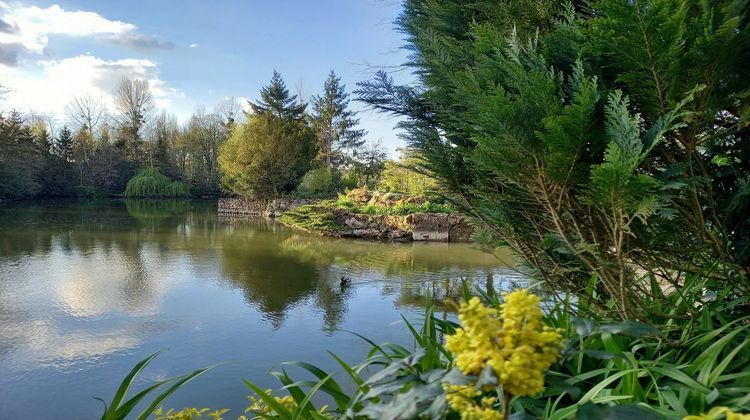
123 168 190 198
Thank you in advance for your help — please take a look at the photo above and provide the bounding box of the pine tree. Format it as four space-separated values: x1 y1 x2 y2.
311 70 366 166
55 126 74 162
249 70 307 120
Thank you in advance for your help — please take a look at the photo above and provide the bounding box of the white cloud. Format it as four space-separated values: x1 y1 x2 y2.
0 3 173 66
0 54 184 118
189 43 199 48
0 4 135 54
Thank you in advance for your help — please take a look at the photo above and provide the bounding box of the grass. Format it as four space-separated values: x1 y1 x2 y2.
279 202 345 234
280 196 455 236
334 194 455 216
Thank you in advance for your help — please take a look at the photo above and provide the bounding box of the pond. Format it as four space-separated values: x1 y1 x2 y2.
0 200 523 419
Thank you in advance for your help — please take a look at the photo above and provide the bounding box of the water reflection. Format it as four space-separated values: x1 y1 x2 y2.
0 200 521 418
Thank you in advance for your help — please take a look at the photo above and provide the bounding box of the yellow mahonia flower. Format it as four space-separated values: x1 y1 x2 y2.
153 407 229 420
684 407 750 420
442 384 503 420
444 290 563 419
245 392 332 419
246 391 297 415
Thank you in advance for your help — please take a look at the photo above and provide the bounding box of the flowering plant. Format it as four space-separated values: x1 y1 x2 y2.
443 290 563 419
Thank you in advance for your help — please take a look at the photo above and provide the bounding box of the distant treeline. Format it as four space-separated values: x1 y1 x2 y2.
0 70 412 200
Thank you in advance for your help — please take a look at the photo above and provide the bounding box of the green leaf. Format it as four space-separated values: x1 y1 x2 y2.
576 403 663 420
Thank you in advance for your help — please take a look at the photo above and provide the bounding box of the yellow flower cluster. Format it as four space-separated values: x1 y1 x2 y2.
246 391 297 415
154 407 229 420
684 407 750 420
443 384 503 420
243 391 331 419
445 290 562 398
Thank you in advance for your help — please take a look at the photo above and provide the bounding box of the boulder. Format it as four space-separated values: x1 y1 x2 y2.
346 187 371 204
448 214 474 242
402 195 428 205
344 216 366 229
411 213 450 242
367 191 404 207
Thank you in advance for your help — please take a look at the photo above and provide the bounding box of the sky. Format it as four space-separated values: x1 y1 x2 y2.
0 0 412 153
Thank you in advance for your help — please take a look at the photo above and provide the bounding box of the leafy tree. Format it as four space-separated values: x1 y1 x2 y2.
175 110 228 195
123 167 189 198
378 149 437 196
113 78 155 163
87 141 133 194
350 140 386 187
310 71 366 166
219 113 316 197
151 112 181 180
357 0 750 319
249 71 307 120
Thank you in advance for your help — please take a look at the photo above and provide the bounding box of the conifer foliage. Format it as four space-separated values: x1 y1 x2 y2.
249 70 307 120
357 0 750 319
310 71 366 166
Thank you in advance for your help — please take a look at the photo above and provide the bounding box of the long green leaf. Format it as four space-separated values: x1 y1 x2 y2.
136 364 219 420
104 351 163 420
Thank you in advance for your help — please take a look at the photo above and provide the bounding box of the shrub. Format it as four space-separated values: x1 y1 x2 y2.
378 156 437 196
296 167 336 197
123 168 190 198
218 113 316 198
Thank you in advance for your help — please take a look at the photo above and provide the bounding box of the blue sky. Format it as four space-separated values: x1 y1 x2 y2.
0 0 411 153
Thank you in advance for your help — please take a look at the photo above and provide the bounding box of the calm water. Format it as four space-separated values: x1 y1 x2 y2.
0 200 522 419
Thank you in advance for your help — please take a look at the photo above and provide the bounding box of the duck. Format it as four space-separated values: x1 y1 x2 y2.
340 276 352 287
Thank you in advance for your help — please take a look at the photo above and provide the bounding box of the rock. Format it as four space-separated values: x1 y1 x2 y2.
448 214 474 242
344 216 366 229
218 197 312 217
388 230 411 241
367 191 404 207
346 187 371 204
402 195 428 205
411 213 450 242
351 228 381 239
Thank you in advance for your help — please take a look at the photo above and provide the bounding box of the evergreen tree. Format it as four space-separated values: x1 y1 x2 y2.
55 126 74 162
357 0 750 319
0 112 42 198
311 70 366 166
249 70 307 120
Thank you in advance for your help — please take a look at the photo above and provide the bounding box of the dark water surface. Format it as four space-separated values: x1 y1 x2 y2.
0 200 522 419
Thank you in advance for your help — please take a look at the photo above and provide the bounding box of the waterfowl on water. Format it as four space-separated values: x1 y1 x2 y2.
340 276 352 287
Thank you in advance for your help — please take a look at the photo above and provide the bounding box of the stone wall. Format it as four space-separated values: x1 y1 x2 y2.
218 197 474 242
217 197 312 218
333 212 473 242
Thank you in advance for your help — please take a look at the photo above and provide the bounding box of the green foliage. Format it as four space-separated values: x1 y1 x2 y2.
55 126 74 162
96 352 217 420
249 70 307 120
377 150 437 196
219 113 316 198
174 111 229 196
349 141 387 188
123 168 190 198
310 70 366 166
356 0 750 319
109 279 750 419
296 167 337 198
0 112 42 199
279 202 344 234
